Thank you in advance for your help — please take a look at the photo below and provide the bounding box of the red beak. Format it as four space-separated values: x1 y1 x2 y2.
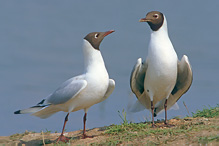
139 18 150 22
104 30 115 37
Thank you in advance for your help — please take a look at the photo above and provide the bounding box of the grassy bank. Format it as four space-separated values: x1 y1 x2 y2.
99 105 219 145
1 105 219 145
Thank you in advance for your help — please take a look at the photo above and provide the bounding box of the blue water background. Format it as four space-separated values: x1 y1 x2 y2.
0 0 218 136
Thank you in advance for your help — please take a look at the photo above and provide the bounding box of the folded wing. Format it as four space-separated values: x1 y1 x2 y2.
14 75 88 119
100 79 115 102
47 75 87 105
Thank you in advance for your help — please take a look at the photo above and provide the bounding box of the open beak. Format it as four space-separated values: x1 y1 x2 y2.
139 18 150 22
104 30 115 37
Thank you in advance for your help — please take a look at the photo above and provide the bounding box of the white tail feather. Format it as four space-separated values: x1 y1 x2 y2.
128 100 145 113
19 107 43 114
32 105 60 119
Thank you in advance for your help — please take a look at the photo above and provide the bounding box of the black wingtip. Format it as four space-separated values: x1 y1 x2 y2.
154 113 157 117
14 110 21 114
37 99 45 105
154 108 157 117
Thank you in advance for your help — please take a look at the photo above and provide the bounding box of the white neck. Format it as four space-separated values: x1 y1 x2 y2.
148 15 176 57
83 40 107 73
150 15 169 42
147 15 178 63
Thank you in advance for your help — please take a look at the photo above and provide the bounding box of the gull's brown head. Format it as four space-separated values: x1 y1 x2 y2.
140 11 164 31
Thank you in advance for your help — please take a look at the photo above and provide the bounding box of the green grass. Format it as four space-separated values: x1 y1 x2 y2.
100 121 218 145
9 106 219 145
94 105 219 145
198 135 219 144
118 109 129 125
105 122 198 137
192 104 219 118
9 130 34 140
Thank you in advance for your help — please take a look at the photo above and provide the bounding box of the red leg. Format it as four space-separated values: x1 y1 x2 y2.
82 113 93 139
151 101 155 127
57 113 70 143
164 99 168 125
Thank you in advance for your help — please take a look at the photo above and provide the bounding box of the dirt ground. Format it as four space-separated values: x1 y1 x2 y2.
1 117 218 146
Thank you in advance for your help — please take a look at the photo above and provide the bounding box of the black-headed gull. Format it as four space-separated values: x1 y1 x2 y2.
15 30 115 142
130 11 192 127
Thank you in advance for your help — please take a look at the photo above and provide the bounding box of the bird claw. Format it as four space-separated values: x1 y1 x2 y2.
57 134 70 143
151 123 157 128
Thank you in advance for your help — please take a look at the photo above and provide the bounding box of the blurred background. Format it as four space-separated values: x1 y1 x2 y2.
0 0 218 136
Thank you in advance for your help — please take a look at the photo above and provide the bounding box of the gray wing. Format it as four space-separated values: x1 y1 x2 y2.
130 58 147 98
129 58 151 111
171 55 193 98
154 55 193 115
99 79 115 102
46 75 87 105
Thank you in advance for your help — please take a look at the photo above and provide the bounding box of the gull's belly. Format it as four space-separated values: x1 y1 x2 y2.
144 61 177 104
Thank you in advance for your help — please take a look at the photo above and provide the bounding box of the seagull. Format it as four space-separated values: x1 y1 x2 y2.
130 11 192 127
14 30 115 142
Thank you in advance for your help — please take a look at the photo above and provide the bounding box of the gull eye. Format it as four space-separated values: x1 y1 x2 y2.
153 14 159 19
94 33 99 38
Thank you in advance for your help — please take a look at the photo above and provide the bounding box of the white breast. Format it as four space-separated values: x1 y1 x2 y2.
144 18 178 104
67 40 109 112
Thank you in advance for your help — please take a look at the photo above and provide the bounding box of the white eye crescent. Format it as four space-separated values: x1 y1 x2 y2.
94 33 99 38
153 14 159 19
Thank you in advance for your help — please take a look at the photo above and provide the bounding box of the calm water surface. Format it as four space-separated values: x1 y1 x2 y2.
0 1 219 136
